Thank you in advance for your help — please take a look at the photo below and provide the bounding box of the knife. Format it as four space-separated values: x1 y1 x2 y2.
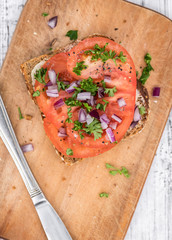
0 95 72 240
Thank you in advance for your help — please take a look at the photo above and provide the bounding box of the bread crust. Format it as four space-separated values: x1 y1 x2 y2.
20 36 149 165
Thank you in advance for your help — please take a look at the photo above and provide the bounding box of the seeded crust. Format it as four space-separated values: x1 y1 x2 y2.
20 36 149 165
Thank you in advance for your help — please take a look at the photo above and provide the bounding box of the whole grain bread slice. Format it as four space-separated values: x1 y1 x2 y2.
20 37 149 165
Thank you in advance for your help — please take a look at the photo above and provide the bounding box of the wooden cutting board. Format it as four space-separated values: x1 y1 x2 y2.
0 0 171 239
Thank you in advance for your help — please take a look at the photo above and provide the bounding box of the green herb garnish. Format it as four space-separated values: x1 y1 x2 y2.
42 12 49 17
73 61 88 76
65 107 73 123
83 119 103 140
85 43 126 65
66 148 73 156
18 107 24 120
66 30 78 40
104 86 117 97
99 192 109 198
101 80 117 97
73 120 83 131
136 71 139 77
72 121 84 139
105 163 115 169
139 106 146 115
65 97 82 107
80 77 98 95
33 90 41 97
83 103 92 112
139 53 154 85
34 68 47 85
96 99 109 112
106 163 130 178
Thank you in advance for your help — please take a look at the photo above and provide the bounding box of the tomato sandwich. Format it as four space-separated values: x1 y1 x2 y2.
21 36 149 165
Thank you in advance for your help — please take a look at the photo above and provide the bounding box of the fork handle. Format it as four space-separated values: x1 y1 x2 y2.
0 96 42 197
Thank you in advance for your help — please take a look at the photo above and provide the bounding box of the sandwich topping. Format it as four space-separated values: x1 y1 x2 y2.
33 37 136 158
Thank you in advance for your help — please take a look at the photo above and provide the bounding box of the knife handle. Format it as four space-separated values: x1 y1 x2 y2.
0 96 42 197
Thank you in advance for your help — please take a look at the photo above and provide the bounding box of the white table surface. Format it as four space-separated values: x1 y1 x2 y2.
0 0 171 239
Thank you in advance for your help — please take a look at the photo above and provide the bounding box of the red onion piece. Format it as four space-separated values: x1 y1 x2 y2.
78 108 87 123
48 85 58 90
45 81 53 87
130 121 138 129
86 114 94 125
133 106 141 122
63 81 70 85
101 121 108 129
89 109 100 119
77 80 82 85
66 82 78 93
98 87 104 98
117 98 126 108
54 98 64 109
100 113 110 124
58 127 67 137
110 122 117 130
21 143 34 153
111 114 122 123
46 89 58 94
106 128 116 143
104 75 111 83
153 87 160 97
46 92 59 98
48 70 57 84
47 16 58 29
87 95 95 106
77 92 91 101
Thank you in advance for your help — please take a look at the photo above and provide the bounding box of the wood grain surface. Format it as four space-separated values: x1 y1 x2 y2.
0 0 172 240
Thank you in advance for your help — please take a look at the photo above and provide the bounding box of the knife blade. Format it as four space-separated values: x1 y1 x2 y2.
0 95 72 240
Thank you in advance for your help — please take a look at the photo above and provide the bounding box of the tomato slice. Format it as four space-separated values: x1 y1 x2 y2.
67 37 136 81
34 37 136 158
44 118 105 158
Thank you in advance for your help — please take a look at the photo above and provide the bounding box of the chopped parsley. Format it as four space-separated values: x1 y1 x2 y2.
57 80 69 91
139 53 154 85
101 80 117 97
65 97 82 107
83 103 92 112
33 90 40 97
96 99 109 112
18 107 24 120
99 192 109 198
66 148 73 156
80 77 98 96
104 86 117 97
34 68 47 85
73 120 83 131
105 163 115 169
42 12 49 17
84 43 127 65
66 30 78 40
136 71 139 77
139 106 146 115
73 61 88 76
56 73 69 91
72 121 84 139
106 163 130 178
65 107 73 123
85 43 108 61
83 119 103 140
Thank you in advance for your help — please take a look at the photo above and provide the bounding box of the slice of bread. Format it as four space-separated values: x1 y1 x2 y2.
20 37 149 165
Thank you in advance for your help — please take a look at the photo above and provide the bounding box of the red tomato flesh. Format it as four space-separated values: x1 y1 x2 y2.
34 37 136 158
